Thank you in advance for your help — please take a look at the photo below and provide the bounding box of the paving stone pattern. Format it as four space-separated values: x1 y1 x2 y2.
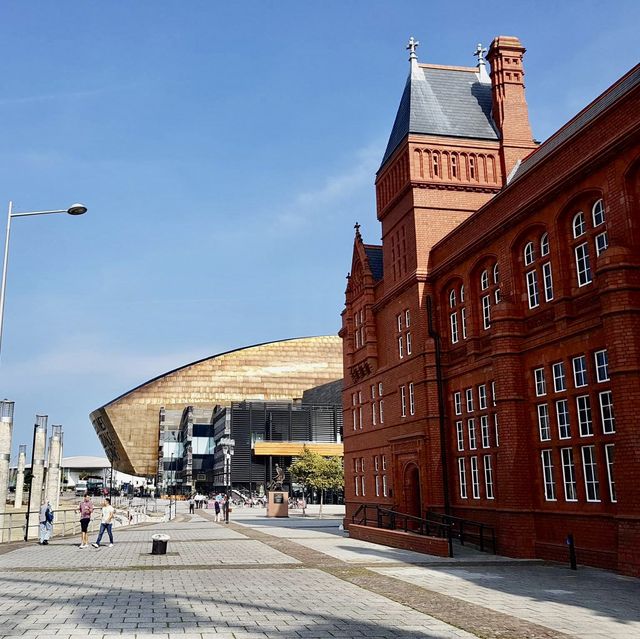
0 506 636 638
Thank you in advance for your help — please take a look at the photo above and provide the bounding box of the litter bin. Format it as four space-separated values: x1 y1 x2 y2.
151 533 170 555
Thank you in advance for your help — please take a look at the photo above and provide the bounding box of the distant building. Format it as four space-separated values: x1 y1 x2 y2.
341 35 640 575
91 336 343 477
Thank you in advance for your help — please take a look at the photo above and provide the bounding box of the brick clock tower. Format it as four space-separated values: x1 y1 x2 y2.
341 37 535 523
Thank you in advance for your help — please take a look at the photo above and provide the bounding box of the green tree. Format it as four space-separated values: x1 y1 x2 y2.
289 446 344 518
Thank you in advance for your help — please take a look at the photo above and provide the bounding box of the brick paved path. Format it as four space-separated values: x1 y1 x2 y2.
0 507 636 638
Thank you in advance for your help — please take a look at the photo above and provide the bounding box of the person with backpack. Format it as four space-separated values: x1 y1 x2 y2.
38 499 54 545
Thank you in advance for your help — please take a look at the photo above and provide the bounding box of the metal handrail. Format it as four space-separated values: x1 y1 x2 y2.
425 510 496 554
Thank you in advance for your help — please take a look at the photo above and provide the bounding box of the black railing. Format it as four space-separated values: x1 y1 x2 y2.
351 504 454 557
425 511 496 554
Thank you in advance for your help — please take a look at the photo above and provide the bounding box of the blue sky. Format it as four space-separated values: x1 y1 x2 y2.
0 1 637 461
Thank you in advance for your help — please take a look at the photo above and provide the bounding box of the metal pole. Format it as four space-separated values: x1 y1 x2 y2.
0 202 13 362
225 450 230 524
23 423 37 541
170 452 174 520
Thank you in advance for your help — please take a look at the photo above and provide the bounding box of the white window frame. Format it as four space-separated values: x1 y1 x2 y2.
482 295 491 329
454 391 462 416
400 385 406 417
480 270 489 290
405 309 411 327
396 313 402 332
581 445 600 502
560 447 578 502
526 269 540 309
470 456 480 499
556 399 571 439
592 199 605 226
375 474 380 497
594 350 609 382
450 312 459 344
478 384 487 410
542 262 554 302
382 454 387 471
605 443 616 503
483 455 494 499
599 391 615 433
541 449 557 501
480 415 490 448
378 383 384 424
465 388 474 413
534 367 546 396
595 231 608 256
398 335 404 359
371 385 377 426
361 474 366 497
409 382 415 416
461 307 467 339
576 395 593 437
494 413 499 447
572 355 588 388
456 421 464 451
491 381 496 407
538 403 551 441
458 458 467 499
493 262 499 284
524 241 535 266
575 242 592 286
572 212 586 238
553 362 566 392
382 474 388 497
406 331 412 355
468 418 477 450
540 232 549 256
449 289 456 308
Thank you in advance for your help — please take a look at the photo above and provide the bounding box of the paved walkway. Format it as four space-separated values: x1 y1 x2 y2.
0 504 636 638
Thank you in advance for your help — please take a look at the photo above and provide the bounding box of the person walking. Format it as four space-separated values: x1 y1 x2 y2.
214 498 221 522
38 500 53 545
91 497 115 548
188 496 195 514
78 494 94 548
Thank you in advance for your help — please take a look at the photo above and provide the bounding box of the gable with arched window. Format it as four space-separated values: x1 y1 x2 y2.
477 260 500 330
446 280 466 344
570 198 608 288
519 228 554 310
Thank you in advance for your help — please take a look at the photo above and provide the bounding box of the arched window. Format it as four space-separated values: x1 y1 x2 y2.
524 242 535 266
480 270 489 291
492 263 499 284
448 284 466 344
433 153 440 177
468 155 476 180
523 232 553 309
592 199 605 226
451 154 458 179
540 233 549 256
572 212 586 239
479 263 500 330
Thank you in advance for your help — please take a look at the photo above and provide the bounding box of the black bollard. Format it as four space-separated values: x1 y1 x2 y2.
566 533 577 570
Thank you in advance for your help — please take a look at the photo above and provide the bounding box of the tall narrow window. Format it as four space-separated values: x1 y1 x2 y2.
406 331 412 355
540 233 550 256
352 393 357 431
371 385 377 426
358 391 363 430
541 449 557 501
553 362 566 392
575 243 592 286
538 404 551 441
599 391 615 433
542 262 554 301
594 350 609 382
378 383 384 424
454 391 462 416
458 458 467 499
400 385 406 418
605 444 616 502
409 382 415 416
465 388 474 412
482 295 491 329
461 307 468 339
524 242 535 266
556 399 571 439
592 199 605 226
494 413 499 447
572 355 588 387
480 270 489 290
576 395 593 436
480 415 490 448
470 456 480 498
534 368 546 396
573 212 586 238
478 385 487 410
526 270 539 309
468 418 477 450
581 445 600 502
561 448 578 502
398 335 404 359
483 455 494 499
456 421 464 451
450 312 459 344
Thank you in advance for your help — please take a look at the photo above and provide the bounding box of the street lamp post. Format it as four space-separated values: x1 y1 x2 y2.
170 452 174 521
220 438 235 524
0 201 87 362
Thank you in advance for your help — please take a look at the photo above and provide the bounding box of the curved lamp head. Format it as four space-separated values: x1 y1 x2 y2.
67 203 87 216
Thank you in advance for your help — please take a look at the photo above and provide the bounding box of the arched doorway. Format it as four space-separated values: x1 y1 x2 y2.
403 463 422 518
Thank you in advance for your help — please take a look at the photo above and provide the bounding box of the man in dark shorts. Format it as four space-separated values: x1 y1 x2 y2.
78 493 94 548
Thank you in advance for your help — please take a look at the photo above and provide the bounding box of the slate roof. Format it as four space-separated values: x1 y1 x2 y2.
510 63 640 184
302 379 343 406
364 245 383 281
380 64 499 169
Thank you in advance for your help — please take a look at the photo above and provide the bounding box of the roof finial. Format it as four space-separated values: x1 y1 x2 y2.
354 222 361 239
406 36 419 62
473 43 490 83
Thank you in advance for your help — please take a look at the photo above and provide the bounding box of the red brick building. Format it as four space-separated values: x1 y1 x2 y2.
340 35 640 575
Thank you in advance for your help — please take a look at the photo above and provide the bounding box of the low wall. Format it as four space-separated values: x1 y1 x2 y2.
349 524 450 557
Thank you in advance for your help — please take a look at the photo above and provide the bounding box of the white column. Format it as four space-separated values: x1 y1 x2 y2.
27 416 47 541
14 444 26 508
45 425 62 510
0 400 14 542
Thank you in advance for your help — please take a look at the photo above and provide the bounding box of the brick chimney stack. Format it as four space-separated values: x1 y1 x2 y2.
487 36 537 179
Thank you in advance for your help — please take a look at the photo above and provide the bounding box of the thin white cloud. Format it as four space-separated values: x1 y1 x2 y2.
274 141 383 231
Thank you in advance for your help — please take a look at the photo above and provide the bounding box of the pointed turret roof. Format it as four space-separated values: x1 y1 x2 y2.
380 42 499 170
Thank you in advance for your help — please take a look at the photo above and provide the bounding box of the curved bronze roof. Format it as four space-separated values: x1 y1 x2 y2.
90 336 343 476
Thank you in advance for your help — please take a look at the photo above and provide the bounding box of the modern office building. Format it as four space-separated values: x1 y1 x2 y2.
341 35 640 575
